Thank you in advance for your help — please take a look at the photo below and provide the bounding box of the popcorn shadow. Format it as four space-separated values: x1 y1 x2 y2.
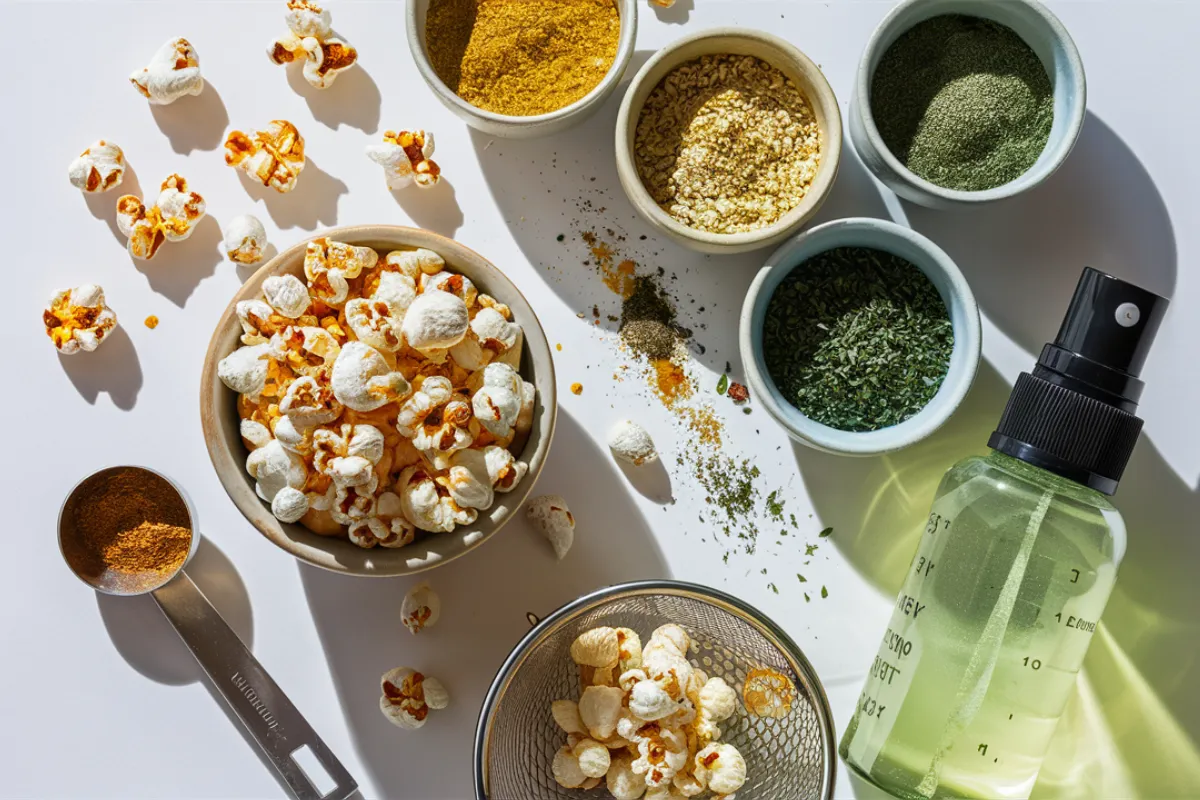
236 243 280 284
130 214 223 307
391 177 464 237
95 536 254 687
285 61 381 134
239 159 347 231
149 81 230 154
298 408 670 800
58 326 143 410
84 164 141 245
652 0 694 24
616 455 674 505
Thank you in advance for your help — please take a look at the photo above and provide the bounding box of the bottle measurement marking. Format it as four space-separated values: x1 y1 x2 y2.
870 655 902 685
925 512 951 536
859 695 888 719
1053 612 1096 632
884 627 914 660
232 671 279 731
915 557 935 578
895 593 926 619
1022 657 1042 670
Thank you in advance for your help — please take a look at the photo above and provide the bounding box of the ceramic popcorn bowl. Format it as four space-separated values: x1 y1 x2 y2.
200 226 557 577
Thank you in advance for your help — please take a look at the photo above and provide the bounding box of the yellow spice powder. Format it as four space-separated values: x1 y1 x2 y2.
426 0 620 117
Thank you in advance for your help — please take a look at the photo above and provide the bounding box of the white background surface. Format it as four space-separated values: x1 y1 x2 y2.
4 1 1199 798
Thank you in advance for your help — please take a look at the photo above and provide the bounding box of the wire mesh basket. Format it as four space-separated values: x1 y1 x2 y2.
474 580 837 799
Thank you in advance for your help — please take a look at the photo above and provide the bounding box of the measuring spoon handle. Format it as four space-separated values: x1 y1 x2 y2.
153 570 358 800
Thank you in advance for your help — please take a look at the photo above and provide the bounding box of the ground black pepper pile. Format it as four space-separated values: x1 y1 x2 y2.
620 275 684 360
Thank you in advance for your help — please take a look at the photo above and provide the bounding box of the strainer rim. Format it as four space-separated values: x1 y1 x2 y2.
472 579 838 800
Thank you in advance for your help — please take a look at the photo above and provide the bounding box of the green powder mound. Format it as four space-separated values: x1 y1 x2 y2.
871 14 1054 192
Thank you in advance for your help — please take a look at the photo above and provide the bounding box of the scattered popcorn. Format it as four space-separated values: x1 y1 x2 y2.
262 274 311 318
608 419 658 466
366 130 441 190
116 174 206 260
268 0 358 89
402 289 469 352
742 666 795 719
225 120 306 193
223 214 268 265
130 37 204 104
43 284 118 355
400 582 441 634
379 667 441 730
67 140 125 193
527 494 575 559
693 743 746 796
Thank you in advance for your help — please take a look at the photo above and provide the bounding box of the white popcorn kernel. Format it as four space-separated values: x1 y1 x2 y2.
526 494 575 560
617 628 644 672
698 677 738 724
379 667 431 730
552 746 587 789
304 238 378 305
43 284 118 355
218 342 270 399
401 582 441 634
552 699 586 735
68 140 125 193
116 174 206 260
643 649 694 702
632 725 688 787
347 491 416 549
130 37 203 104
422 676 450 710
571 628 619 668
442 449 494 511
269 0 357 89
237 300 280 345
649 624 692 656
579 685 625 740
372 269 417 313
471 306 520 352
396 376 454 437
630 679 680 722
273 415 312 455
331 341 411 412
329 455 374 488
607 754 647 800
402 290 469 351
609 419 659 466
345 298 403 352
574 738 612 779
247 440 307 502
387 247 445 277
673 772 705 798
620 669 649 694
414 398 477 469
485 445 527 492
279 374 342 427
331 483 376 525
421 270 476 307
262 275 311 318
472 362 523 440
223 214 268 265
270 326 341 375
239 419 272 450
694 743 746 796
271 486 310 523
366 130 441 190
398 466 477 533
225 120 306 193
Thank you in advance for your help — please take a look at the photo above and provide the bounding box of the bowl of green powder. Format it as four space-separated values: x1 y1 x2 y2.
849 0 1085 208
739 218 981 456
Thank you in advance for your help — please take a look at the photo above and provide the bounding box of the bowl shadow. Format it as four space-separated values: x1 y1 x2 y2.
298 408 670 799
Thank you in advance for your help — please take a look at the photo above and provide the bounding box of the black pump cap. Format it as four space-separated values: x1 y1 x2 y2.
988 268 1168 495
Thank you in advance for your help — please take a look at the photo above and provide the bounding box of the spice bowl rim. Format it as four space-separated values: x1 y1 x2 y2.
199 225 558 578
614 26 843 254
739 217 981 456
850 0 1087 207
405 0 639 138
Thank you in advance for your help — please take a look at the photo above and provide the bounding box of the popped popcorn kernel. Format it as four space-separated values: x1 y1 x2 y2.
268 0 358 89
224 214 269 265
130 37 203 104
366 130 441 190
67 140 125 193
400 582 441 634
116 175 206 260
225 120 306 193
44 284 118 355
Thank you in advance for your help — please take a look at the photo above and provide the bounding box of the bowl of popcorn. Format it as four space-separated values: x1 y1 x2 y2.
475 580 837 800
200 226 556 576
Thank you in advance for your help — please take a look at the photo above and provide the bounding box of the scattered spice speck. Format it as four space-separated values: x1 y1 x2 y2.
819 526 833 538
805 544 819 557
570 382 583 395
556 343 563 352
144 315 159 329
716 373 729 395
765 490 785 521
728 382 749 403
796 574 807 583
768 583 779 594
821 585 829 599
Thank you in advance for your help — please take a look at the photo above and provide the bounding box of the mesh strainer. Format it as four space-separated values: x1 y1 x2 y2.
474 580 837 799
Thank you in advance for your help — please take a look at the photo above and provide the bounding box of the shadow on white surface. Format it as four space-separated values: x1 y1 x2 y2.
84 164 141 245
285 61 381 134
130 213 223 307
95 536 254 686
148 81 230 154
392 177 464 237
58 325 143 410
297 409 670 799
238 158 348 231
616 454 674 505
236 242 280 284
651 0 694 24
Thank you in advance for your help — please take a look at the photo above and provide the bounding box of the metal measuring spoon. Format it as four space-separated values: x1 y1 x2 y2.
59 466 357 800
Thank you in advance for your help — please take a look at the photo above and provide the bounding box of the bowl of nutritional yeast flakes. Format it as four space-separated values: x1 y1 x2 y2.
615 28 842 254
739 218 981 457
407 0 638 138
850 0 1086 208
199 226 557 577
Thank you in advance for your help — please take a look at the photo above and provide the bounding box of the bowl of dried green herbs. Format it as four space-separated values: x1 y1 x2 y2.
739 218 981 455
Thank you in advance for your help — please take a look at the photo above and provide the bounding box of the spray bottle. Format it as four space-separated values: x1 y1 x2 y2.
839 268 1168 799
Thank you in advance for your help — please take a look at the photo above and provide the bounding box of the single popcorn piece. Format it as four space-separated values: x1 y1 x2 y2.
388 247 444 276
571 627 619 668
348 491 416 549
579 685 625 740
402 290 469 351
331 341 411 412
379 667 436 730
116 174 206 260
630 679 680 722
345 298 403 352
742 666 796 719
366 130 441 190
236 300 281 345
270 326 341 376
422 676 450 710
305 238 378 305
67 140 125 193
279 374 342 427
472 362 523 440
262 274 311 318
271 486 310 523
225 120 306 193
398 466 477 533
617 628 644 672
609 419 659 466
43 284 118 355
527 494 575 560
130 37 203 104
268 0 358 90
694 743 747 796
247 440 307 503
400 582 441 634
632 724 689 788
240 419 272 450
218 343 271 399
421 270 476 306
223 215 268 265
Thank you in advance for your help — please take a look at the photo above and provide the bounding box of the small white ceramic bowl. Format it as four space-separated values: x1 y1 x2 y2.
406 0 637 139
615 28 842 254
739 218 981 456
849 0 1086 209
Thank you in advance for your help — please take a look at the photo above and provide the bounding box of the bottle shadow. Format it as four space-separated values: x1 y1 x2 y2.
57 326 143 410
148 82 230 154
298 408 670 799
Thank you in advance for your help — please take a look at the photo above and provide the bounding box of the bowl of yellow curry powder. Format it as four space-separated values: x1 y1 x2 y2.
408 0 637 138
